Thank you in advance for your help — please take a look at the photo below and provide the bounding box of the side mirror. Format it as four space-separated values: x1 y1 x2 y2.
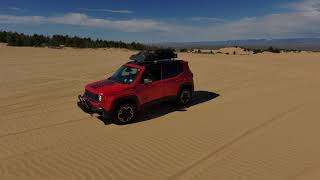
144 78 153 84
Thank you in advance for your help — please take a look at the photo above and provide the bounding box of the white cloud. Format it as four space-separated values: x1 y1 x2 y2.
0 15 44 24
78 8 133 14
183 0 320 40
5 7 27 12
9 7 23 11
0 13 172 32
190 17 225 23
289 0 320 15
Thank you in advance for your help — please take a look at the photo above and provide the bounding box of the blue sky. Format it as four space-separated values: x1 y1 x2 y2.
0 0 320 42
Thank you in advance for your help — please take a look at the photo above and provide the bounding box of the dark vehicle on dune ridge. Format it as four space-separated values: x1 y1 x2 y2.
77 49 194 124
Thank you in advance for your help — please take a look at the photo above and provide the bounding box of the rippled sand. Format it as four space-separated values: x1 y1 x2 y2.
1 45 320 180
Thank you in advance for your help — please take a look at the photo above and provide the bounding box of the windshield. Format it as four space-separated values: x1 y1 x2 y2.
111 65 141 84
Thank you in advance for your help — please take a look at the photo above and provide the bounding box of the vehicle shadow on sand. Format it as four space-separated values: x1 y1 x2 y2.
98 91 220 125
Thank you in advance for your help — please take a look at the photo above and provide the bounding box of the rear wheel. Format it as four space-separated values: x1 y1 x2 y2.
177 88 192 106
113 103 136 124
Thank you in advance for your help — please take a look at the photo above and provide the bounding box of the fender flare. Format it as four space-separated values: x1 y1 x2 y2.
177 83 194 96
112 95 140 112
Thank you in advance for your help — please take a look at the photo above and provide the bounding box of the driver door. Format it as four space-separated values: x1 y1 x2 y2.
136 64 164 105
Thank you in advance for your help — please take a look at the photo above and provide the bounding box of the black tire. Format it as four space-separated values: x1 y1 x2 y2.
113 103 137 124
177 88 193 106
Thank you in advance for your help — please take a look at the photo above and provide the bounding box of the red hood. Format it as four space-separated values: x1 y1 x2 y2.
85 79 128 95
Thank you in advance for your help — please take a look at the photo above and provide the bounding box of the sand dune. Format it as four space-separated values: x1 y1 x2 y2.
192 47 251 55
1 45 320 180
214 47 251 55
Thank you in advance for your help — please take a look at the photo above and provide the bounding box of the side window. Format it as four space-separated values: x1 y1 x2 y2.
162 62 183 79
140 64 161 83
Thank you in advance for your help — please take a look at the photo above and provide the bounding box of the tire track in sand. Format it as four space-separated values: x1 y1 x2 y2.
0 117 90 139
167 104 302 180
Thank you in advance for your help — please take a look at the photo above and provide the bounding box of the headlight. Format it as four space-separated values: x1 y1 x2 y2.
98 94 102 102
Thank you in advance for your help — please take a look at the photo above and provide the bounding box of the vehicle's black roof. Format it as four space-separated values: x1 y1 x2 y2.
129 49 177 66
127 59 182 67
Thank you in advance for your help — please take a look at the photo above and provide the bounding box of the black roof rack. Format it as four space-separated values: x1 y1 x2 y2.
130 49 177 64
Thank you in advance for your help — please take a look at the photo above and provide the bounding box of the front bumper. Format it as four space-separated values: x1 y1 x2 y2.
77 95 111 118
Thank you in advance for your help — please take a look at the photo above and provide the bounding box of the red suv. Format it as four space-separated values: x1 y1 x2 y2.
78 51 194 124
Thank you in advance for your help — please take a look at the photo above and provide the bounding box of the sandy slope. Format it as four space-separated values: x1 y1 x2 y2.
0 46 320 180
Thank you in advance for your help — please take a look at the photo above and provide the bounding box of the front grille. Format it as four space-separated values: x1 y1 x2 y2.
84 90 99 102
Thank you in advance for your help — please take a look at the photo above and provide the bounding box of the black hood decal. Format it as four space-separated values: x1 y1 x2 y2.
91 80 115 89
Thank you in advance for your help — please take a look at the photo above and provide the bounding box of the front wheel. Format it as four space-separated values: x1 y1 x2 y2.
177 88 192 106
113 103 136 124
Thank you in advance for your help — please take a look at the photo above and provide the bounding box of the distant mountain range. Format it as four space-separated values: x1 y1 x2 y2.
158 38 320 51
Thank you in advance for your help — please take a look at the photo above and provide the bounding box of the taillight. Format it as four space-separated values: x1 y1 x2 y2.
184 62 193 77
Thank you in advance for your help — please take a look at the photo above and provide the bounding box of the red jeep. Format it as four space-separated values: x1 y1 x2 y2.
77 50 194 124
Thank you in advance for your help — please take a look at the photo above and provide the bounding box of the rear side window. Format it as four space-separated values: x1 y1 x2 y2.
140 64 162 83
162 62 183 79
